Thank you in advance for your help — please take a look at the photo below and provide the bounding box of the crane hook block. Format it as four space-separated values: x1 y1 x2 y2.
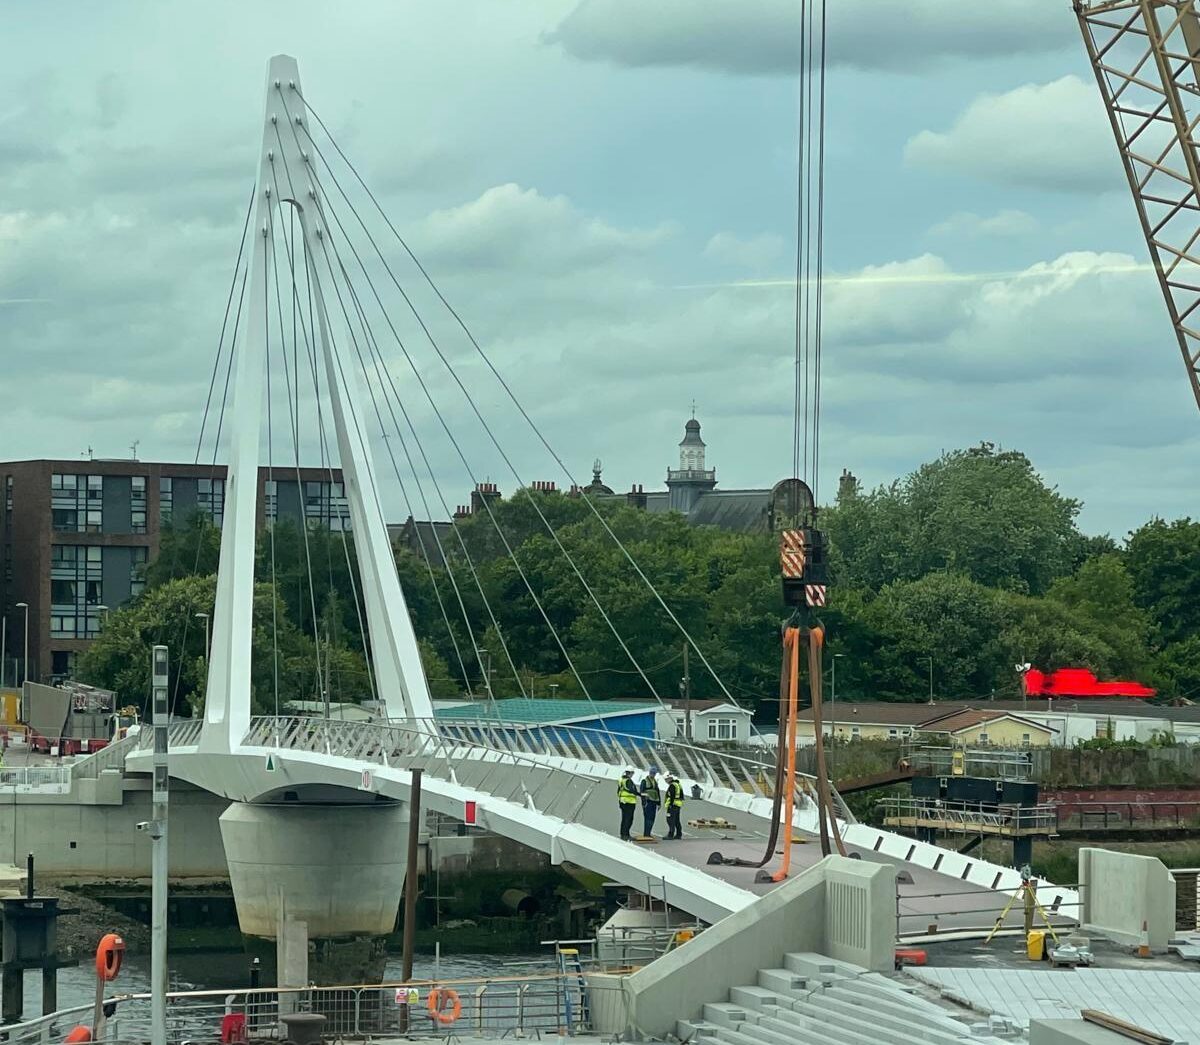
781 527 829 608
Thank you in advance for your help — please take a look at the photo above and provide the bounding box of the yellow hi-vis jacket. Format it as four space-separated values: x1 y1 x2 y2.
666 780 684 808
617 777 639 805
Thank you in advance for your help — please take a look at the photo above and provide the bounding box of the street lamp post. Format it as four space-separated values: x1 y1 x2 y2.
15 603 28 690
195 612 211 662
1 615 6 690
924 655 934 704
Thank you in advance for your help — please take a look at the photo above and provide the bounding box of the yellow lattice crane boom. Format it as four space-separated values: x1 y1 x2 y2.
1076 0 1200 409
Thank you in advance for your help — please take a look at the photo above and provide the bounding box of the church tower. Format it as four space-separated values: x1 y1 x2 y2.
666 415 717 513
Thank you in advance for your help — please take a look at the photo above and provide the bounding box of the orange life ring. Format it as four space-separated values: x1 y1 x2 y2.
64 1027 92 1043
427 988 461 1025
95 933 125 981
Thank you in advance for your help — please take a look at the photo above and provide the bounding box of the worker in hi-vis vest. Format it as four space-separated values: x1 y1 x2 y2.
617 768 639 841
664 773 684 840
639 767 662 839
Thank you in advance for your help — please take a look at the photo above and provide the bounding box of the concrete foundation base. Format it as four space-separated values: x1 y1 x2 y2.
220 801 408 940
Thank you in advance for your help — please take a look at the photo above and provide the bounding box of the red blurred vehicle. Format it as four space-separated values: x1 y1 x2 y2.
1023 667 1155 700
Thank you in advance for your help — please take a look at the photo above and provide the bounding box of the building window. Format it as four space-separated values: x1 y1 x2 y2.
51 474 102 533
850 726 861 738
130 546 148 598
298 478 352 531
1021 733 1031 745
131 476 147 534
159 477 173 524
264 479 278 521
706 717 738 741
50 544 103 638
197 478 224 527
978 732 990 744
888 728 899 738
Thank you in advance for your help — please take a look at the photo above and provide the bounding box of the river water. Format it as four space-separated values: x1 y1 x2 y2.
22 951 547 1019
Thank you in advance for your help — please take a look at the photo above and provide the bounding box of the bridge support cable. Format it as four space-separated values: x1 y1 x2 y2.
265 193 326 703
337 267 502 702
284 104 685 714
305 203 631 730
293 97 744 709
327 237 531 708
290 153 646 734
268 191 384 709
155 190 254 716
283 200 485 701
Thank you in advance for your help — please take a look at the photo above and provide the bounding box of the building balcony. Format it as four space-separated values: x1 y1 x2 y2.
666 468 716 483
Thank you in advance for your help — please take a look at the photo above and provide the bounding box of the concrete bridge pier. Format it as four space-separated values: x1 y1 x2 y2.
219 800 408 983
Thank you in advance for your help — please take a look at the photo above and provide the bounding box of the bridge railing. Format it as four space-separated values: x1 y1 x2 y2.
69 732 139 779
237 715 851 825
241 716 616 825
407 716 852 821
2 971 612 1045
0 766 71 793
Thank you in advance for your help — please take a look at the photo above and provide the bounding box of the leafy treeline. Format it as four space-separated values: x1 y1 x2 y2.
79 444 1200 717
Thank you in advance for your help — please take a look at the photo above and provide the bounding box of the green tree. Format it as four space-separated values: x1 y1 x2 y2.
77 574 373 717
144 514 221 588
824 444 1083 595
1126 518 1200 645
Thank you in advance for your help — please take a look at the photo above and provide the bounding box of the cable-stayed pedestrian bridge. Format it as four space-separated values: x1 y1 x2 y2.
115 716 1073 936
106 53 1075 946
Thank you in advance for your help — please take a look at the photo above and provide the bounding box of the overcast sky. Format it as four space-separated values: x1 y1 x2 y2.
1 1 1194 538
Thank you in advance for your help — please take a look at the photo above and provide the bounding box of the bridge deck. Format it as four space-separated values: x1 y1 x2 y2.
115 718 1078 933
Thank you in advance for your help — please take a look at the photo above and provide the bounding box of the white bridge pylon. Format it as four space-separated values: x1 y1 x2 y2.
201 55 434 754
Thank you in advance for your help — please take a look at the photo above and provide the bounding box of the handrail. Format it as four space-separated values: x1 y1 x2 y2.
405 715 847 816
69 732 139 779
235 715 851 825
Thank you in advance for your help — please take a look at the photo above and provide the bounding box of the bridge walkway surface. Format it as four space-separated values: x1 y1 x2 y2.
117 717 1077 931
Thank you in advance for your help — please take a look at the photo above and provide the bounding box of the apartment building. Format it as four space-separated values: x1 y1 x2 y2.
0 459 347 685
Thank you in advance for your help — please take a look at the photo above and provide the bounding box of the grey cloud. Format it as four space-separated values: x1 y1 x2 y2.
905 76 1123 193
547 0 1072 76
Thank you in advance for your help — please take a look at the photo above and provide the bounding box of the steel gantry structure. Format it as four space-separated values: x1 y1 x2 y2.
1076 0 1200 409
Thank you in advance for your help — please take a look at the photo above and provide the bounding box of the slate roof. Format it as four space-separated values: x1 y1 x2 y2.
388 518 456 568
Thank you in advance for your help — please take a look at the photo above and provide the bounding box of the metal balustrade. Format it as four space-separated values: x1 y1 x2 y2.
0 766 71 792
69 732 140 779
235 715 847 824
1 973 607 1045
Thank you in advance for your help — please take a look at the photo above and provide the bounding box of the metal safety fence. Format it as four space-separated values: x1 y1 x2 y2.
1 973 610 1045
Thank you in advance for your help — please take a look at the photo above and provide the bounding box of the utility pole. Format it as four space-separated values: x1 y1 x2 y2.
682 644 692 742
147 645 170 1045
1 615 6 689
925 656 934 704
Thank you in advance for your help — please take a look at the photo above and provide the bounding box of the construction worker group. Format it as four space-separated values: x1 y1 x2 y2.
618 766 684 841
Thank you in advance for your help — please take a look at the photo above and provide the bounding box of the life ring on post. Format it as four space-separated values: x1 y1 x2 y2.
95 933 125 981
64 1027 92 1043
427 988 462 1025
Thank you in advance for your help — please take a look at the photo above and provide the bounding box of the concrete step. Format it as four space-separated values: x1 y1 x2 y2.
783 952 863 980
729 985 783 1012
756 1012 860 1045
758 968 810 994
826 983 972 1038
677 1019 722 1040
702 1002 751 1029
788 996 932 1045
709 1025 779 1045
725 1013 806 1045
